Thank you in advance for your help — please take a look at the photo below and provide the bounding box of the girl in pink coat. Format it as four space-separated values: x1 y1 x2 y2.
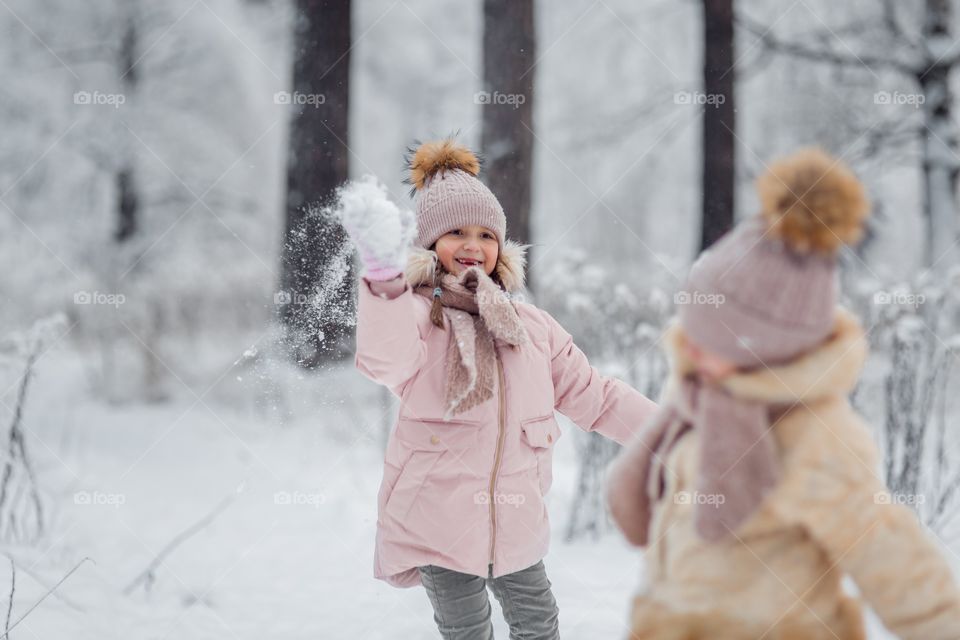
341 139 659 639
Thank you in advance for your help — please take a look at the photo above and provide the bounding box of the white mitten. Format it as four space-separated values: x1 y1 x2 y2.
337 175 416 281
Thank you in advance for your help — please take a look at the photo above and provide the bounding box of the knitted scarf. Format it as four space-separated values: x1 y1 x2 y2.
639 374 780 542
413 266 528 419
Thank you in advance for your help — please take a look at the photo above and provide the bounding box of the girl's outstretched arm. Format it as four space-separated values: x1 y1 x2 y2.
541 309 659 446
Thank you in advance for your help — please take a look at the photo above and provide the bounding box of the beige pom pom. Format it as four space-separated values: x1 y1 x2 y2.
407 139 481 191
756 147 870 255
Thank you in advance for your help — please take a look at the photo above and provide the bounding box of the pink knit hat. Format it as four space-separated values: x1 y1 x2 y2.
678 148 870 367
406 139 506 249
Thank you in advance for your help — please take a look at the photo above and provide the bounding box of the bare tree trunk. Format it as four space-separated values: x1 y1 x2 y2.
115 168 138 243
116 13 139 245
279 0 355 367
701 0 736 250
117 10 158 398
481 0 535 287
918 0 959 269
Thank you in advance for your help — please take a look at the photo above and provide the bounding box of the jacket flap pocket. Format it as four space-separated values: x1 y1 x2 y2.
395 416 482 451
520 414 561 448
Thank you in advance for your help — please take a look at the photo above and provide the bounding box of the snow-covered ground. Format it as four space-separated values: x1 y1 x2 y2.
6 347 643 638
0 344 915 639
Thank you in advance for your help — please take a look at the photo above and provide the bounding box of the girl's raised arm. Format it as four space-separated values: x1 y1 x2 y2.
339 177 425 391
354 275 429 390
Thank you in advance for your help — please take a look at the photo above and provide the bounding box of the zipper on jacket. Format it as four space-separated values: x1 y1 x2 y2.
488 349 507 566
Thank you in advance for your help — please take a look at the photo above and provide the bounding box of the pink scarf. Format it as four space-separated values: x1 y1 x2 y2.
413 266 528 419
638 374 780 542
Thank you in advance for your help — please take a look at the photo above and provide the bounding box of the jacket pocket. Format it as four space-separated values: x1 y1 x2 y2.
520 413 562 495
394 416 482 451
385 416 482 521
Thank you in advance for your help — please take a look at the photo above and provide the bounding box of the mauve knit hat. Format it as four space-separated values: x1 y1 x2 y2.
406 139 506 249
678 147 870 368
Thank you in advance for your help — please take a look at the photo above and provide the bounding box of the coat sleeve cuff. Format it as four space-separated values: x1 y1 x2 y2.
365 275 407 299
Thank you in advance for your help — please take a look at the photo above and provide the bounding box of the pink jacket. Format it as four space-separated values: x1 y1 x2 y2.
355 245 658 588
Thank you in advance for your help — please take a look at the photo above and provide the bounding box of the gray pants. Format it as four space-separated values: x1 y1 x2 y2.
418 561 560 639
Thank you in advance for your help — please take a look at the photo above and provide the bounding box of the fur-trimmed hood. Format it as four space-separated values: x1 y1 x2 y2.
404 240 529 293
664 306 867 404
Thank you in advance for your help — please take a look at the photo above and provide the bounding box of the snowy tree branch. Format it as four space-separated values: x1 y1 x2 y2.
735 12 920 76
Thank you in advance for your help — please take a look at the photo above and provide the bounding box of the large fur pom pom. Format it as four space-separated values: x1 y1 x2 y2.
407 139 481 191
756 147 869 255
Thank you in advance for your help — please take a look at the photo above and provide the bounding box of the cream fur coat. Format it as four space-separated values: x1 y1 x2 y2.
607 308 960 639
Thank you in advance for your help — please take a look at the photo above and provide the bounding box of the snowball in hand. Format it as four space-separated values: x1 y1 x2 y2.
335 175 415 271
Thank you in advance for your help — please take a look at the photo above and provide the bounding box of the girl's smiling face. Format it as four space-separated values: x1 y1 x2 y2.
434 225 499 276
